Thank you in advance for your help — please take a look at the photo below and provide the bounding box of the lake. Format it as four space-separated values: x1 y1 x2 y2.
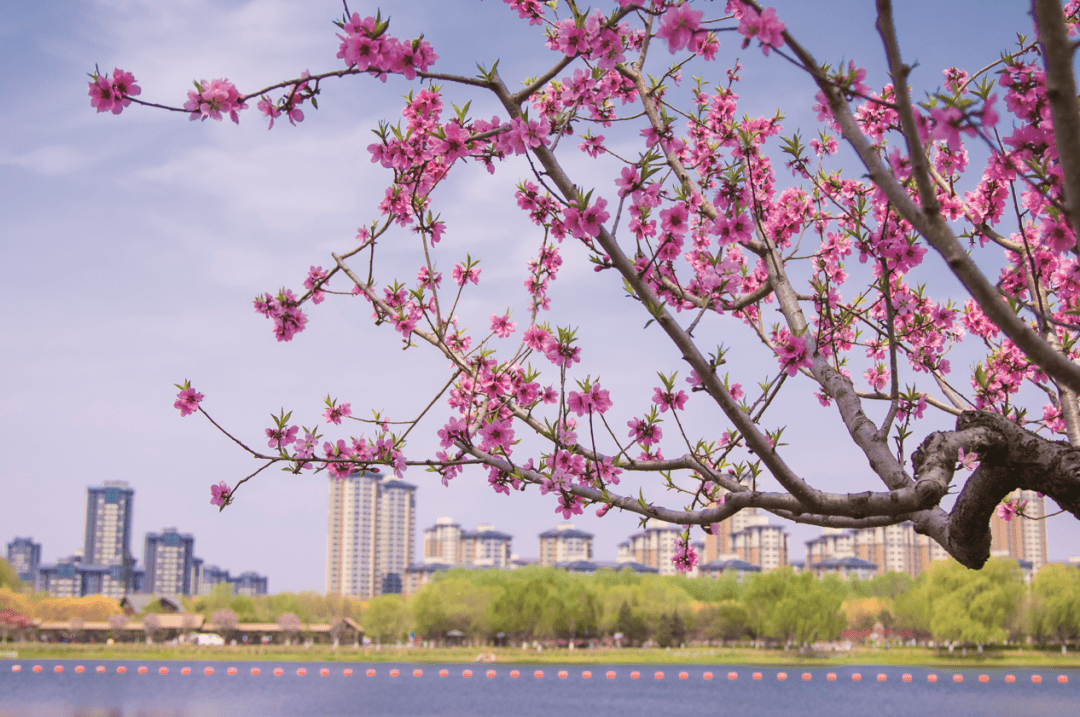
1 661 1076 717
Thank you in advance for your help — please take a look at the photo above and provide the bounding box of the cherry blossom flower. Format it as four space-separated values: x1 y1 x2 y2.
996 498 1027 522
173 384 203 417
671 539 698 573
657 5 703 54
210 481 230 508
184 79 247 123
957 448 980 471
323 401 352 425
87 68 140 115
652 387 688 412
490 313 517 338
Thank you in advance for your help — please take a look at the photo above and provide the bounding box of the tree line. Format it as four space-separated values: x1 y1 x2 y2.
5 557 1080 650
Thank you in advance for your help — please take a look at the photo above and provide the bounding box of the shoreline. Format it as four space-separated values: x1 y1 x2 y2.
4 645 1080 669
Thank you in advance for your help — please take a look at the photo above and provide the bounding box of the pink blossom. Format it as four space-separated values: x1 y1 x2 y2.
87 68 141 115
323 401 352 425
452 263 481 286
627 418 663 446
737 5 785 56
996 498 1027 522
184 78 247 124
174 385 203 417
652 387 688 412
210 481 230 508
957 448 980 471
304 266 328 304
671 539 698 573
523 324 550 350
657 5 703 53
265 424 299 450
490 313 517 338
479 419 515 452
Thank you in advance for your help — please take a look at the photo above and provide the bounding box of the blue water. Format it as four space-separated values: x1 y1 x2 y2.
1 661 1077 717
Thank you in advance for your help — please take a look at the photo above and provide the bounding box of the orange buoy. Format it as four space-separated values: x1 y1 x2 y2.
777 672 787 681
801 673 811 681
928 674 938 683
342 668 351 677
535 670 545 679
728 672 738 681
558 671 568 679
117 666 127 674
181 667 190 675
852 673 862 682
137 667 147 675
1032 675 1043 684
440 669 449 678
389 669 399 677
826 673 836 682
1005 674 1015 683
414 669 423 678
319 668 329 677
582 671 591 679
11 665 21 673
75 666 85 674
204 667 214 676
877 674 886 682
510 670 520 678
902 674 912 682
228 667 238 676
462 670 472 678
630 671 640 680
159 667 169 675
679 672 688 680
654 671 664 680
54 666 65 674
274 668 284 676
366 669 375 677
1058 675 1068 684
252 668 261 676
979 674 989 683
607 671 616 679
32 665 42 673
296 668 307 677
487 670 497 678
704 672 714 680
752 672 762 681
97 666 107 674
953 674 963 683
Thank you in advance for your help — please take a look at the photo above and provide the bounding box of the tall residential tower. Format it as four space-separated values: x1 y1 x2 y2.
326 471 415 599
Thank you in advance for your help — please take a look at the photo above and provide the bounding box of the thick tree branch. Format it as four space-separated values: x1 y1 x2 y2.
1033 0 1080 253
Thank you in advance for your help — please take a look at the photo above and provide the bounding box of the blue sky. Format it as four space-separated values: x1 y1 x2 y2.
3 0 1077 592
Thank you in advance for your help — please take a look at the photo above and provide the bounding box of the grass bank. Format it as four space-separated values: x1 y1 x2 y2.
4 644 1080 669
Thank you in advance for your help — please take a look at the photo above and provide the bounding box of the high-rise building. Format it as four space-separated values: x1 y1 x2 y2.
538 523 593 566
459 525 513 568
143 528 196 595
617 520 690 576
326 471 416 599
199 565 231 595
230 571 268 597
6 537 41 583
423 518 462 564
807 522 950 578
732 524 789 571
82 481 135 597
851 523 918 577
990 490 1049 573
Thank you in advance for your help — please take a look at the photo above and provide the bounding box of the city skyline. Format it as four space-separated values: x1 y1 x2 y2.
9 481 267 598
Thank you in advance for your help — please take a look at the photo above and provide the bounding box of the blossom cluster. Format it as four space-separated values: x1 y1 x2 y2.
87 68 140 115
